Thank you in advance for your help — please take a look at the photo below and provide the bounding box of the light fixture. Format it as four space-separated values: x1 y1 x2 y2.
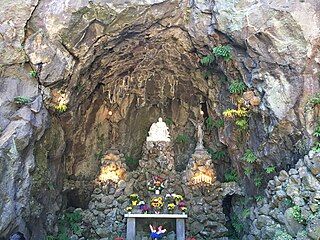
192 172 213 185
108 110 113 116
98 152 126 185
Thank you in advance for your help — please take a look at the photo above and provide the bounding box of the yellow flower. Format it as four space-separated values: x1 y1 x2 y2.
181 207 187 212
126 206 132 211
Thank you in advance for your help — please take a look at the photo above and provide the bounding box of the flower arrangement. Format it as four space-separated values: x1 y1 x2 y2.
130 193 139 205
180 206 187 213
151 197 164 214
172 194 183 204
115 238 124 240
147 176 167 194
140 205 151 214
167 203 176 212
177 201 187 213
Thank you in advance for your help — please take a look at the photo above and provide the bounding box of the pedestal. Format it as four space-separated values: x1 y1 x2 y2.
126 217 136 240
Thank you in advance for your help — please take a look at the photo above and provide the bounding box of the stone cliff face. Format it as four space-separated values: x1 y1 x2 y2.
1 0 320 239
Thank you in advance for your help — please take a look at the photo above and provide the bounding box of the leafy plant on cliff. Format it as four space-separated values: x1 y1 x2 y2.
243 167 253 176
14 96 31 105
223 107 248 119
224 170 238 182
125 154 139 171
235 118 249 131
242 149 257 163
48 210 83 240
291 206 305 224
205 116 214 130
274 230 294 240
265 165 276 174
200 45 233 65
216 118 224 128
164 117 175 126
55 104 67 113
176 134 188 143
313 119 320 137
254 175 263 188
212 45 233 61
208 148 226 161
229 80 247 95
29 70 38 78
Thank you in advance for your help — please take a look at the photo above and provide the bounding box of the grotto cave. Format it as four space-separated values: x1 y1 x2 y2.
1 0 320 240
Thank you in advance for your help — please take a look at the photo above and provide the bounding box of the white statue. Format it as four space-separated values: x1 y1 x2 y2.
190 118 204 150
147 117 171 142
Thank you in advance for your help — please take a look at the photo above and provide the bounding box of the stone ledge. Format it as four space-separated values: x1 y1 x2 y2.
124 214 188 219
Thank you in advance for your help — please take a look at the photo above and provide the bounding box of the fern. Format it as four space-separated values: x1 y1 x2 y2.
200 55 215 65
224 170 238 182
176 134 188 143
242 149 257 163
229 80 247 95
205 116 215 130
244 167 253 176
212 45 232 61
265 165 276 174
235 118 248 130
14 96 30 105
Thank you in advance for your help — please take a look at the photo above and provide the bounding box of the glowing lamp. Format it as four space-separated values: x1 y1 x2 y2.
192 172 213 185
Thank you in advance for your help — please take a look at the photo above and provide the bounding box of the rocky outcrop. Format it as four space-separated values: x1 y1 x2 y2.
0 69 48 238
246 150 320 240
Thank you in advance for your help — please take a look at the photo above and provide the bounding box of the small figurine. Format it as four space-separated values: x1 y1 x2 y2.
149 225 167 239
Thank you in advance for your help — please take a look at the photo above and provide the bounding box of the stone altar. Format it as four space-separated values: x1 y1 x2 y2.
124 214 187 240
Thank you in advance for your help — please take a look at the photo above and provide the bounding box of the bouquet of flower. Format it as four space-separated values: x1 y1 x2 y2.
180 206 187 213
140 205 151 214
147 176 167 193
130 193 139 205
172 194 183 204
151 197 164 214
165 194 174 204
167 203 176 212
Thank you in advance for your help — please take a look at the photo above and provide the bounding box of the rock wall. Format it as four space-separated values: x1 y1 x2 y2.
246 150 320 240
0 70 49 238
